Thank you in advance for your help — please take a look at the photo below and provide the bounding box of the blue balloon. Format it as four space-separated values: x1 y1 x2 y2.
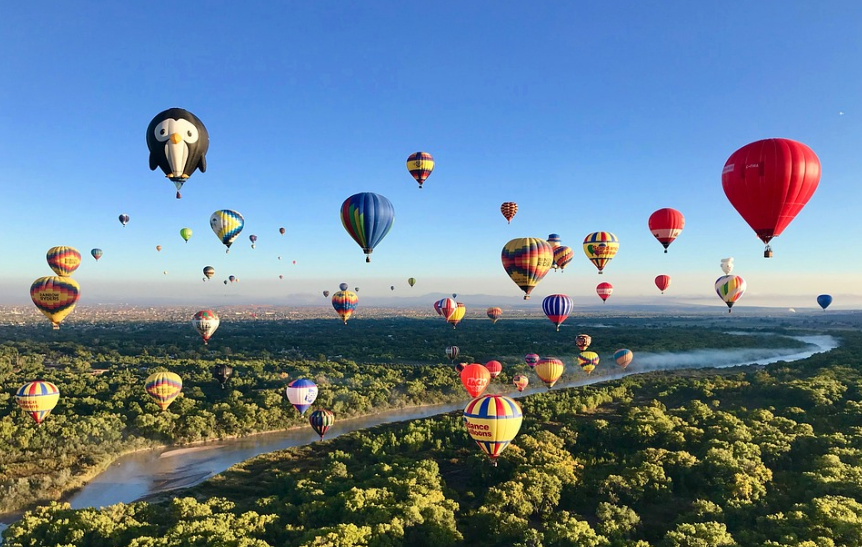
817 294 833 310
542 293 573 331
340 192 395 262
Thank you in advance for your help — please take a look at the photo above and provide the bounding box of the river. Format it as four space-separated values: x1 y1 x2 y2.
0 334 838 535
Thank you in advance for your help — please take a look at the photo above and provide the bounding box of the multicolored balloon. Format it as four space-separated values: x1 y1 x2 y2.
817 294 833 310
576 334 592 351
406 151 434 189
583 232 619 274
722 138 820 257
577 351 600 374
118 214 129 227
484 360 502 379
16 381 60 425
447 303 466 329
47 246 81 277
31 276 80 329
655 275 671 294
309 409 335 440
191 310 220 344
534 357 564 388
715 275 746 313
648 208 685 253
613 349 633 369
553 246 574 271
460 363 491 398
463 394 523 466
500 202 518 223
146 108 208 199
438 297 458 321
91 248 103 261
486 307 502 324
332 290 358 324
210 209 244 253
229 275 236 283
145 371 182 411
596 282 613 303
340 192 395 262
542 294 573 331
501 237 553 299
524 354 540 368
285 379 318 415
512 374 529 392
203 266 215 280
180 227 192 242
446 346 459 361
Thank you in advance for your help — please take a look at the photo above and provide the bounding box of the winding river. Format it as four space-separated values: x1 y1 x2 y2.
0 334 838 534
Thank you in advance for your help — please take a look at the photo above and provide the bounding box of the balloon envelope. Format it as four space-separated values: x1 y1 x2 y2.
614 349 633 369
406 151 434 188
500 202 518 223
524 354 540 368
817 294 833 310
596 282 613 302
340 192 395 262
464 394 523 464
31 276 80 329
648 208 685 252
286 379 318 415
203 266 215 279
309 409 335 440
486 307 502 324
655 275 671 293
460 363 491 398
146 108 208 198
339 282 349 291
447 303 466 328
512 374 529 392
446 346 459 361
212 364 233 387
119 214 129 227
408 277 416 287
715 275 746 312
501 238 553 299
720 257 734 274
484 360 502 379
583 232 619 274
553 245 574 271
210 210 244 252
542 294 573 331
16 381 60 424
192 310 220 344
180 228 192 242
535 357 564 388
578 351 600 374
145 372 182 411
576 334 592 351
47 246 81 277
91 248 103 261
332 290 358 323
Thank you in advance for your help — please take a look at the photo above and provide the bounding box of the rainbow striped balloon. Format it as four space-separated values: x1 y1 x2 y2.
31 276 80 329
340 192 395 262
46 246 82 277
145 371 182 411
501 237 553 299
309 409 335 440
464 394 523 465
16 381 60 424
331 290 358 324
406 152 434 189
715 275 746 313
553 245 574 271
583 231 619 274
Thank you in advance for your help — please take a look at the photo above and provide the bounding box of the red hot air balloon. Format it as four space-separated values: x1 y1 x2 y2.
484 360 503 379
655 275 671 294
648 208 685 253
460 363 491 398
500 202 518 223
722 138 820 258
596 282 613 303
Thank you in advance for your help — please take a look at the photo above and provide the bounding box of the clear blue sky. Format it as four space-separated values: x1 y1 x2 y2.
2 2 862 310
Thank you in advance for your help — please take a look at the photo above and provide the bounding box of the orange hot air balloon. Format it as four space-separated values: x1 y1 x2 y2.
460 363 491 398
534 357 564 388
655 275 671 294
648 208 685 253
484 360 502 379
486 307 502 324
576 334 592 351
500 202 518 223
464 394 523 466
596 282 613 303
512 374 529 392
613 349 633 369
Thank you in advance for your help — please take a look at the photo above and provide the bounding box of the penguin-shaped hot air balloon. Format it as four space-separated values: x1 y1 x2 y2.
146 108 209 199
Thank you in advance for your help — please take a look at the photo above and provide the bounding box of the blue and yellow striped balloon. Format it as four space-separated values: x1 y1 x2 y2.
464 394 523 465
339 192 395 262
16 381 60 424
145 371 182 411
209 210 244 253
583 232 619 274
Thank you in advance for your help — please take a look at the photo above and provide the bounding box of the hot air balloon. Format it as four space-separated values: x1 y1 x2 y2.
156 245 162 252
145 371 182 411
391 285 395 291
464 394 523 466
648 208 685 253
500 202 518 223
553 246 574 271
460 363 491 398
613 349 633 369
210 210 244 253
279 275 283 280
817 294 833 310
16 381 60 425
534 357 564 388
547 234 561 249
249 234 257 249
146 108 208 198
339 283 349 291
596 282 613 303
355 287 360 292
408 277 416 287
212 364 233 388
323 290 330 297
542 294 573 331
720 257 734 275
578 351 600 374
722 138 820 257
191 310 219 344
180 228 192 242
309 409 335 440
332 290 358 324
340 192 395 262
446 346 459 362
715 275 746 313
279 227 286 235
575 334 592 351
438 298 458 321
118 214 129 227
91 248 103 261
501 238 553 299
433 299 444 316
455 363 466 373
285 379 318 415
484 360 502 379
655 275 671 294
406 151 434 189
228 275 236 283
486 307 502 324
513 374 529 392
452 293 458 299
447 303 466 329
47 246 81 277
31 276 80 329
223 280 228 285
203 266 215 280
524 354 540 368
583 232 619 274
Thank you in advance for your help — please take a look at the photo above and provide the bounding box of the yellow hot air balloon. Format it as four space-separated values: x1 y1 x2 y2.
534 357 564 388
583 232 619 274
448 303 466 328
16 380 60 425
30 276 80 329
578 351 600 374
464 394 523 466
501 237 553 299
145 371 182 411
46 246 81 277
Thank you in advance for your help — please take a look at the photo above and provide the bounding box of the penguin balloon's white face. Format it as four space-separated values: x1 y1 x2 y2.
153 118 199 180
153 118 200 145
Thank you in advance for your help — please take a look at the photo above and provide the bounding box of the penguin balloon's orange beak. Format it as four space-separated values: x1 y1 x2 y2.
170 132 182 144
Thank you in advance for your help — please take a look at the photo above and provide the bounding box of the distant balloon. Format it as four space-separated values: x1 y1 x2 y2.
553 246 574 271
279 227 286 235
391 285 395 291
323 290 330 297
542 294 573 331
512 374 529 392
464 394 523 466
447 303 466 329
460 363 491 398
156 245 162 252
648 208 685 253
433 299 444 316
285 379 318 415
229 275 236 283
452 293 457 299
501 237 553 299
118 214 129 227
339 283 349 291
446 346 460 361
524 354 540 368
438 298 458 321
91 248 103 261
720 257 734 275
279 275 283 280
163 271 168 276
486 307 502 324
210 209 244 253
309 409 335 440
146 108 208 199
249 234 257 249
224 280 228 285
583 232 619 274
613 349 633 369
484 360 502 379
722 138 820 257
203 266 215 280
408 277 416 287
180 227 193 242
655 275 671 294
577 351 600 374
212 364 233 388
715 275 746 313
340 192 395 262
47 246 81 277
817 294 833 310
455 362 466 373
535 357 564 388
16 381 60 425
406 151 434 189
547 234 562 248
31 276 80 329
500 202 518 223
596 282 613 303
144 371 182 411
191 310 220 345
354 287 359 292
575 334 592 351
332 290 358 324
